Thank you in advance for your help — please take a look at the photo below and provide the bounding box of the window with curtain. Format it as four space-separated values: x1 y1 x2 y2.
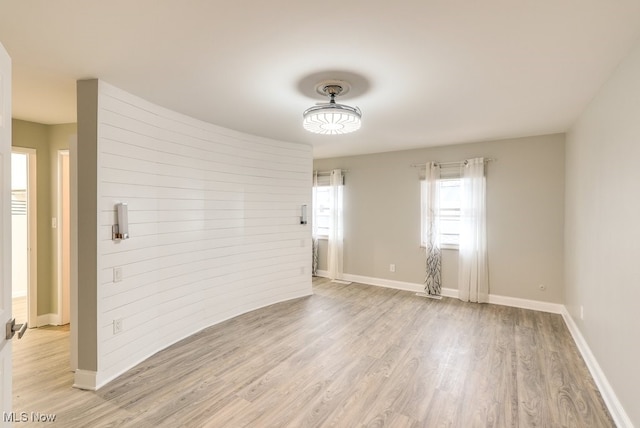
312 170 345 280
421 164 462 249
420 158 489 302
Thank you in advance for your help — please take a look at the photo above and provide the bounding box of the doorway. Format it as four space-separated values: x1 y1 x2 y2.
11 148 37 329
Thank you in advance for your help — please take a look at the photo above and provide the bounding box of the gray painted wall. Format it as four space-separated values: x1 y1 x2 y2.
314 133 565 303
12 119 76 316
565 36 640 426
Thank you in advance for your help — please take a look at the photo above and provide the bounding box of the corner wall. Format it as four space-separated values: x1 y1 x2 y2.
76 80 312 388
565 36 640 427
314 134 565 304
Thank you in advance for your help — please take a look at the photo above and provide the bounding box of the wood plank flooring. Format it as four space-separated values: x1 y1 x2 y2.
12 277 614 427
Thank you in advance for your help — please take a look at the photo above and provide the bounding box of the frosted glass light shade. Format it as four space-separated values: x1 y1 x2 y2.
303 104 362 135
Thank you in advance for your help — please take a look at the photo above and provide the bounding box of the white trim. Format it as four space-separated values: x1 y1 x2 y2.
73 369 97 391
561 307 634 428
347 272 460 298
56 149 70 325
488 294 564 314
69 136 78 372
316 272 562 314
36 313 61 327
316 270 329 278
316 270 454 295
12 147 38 332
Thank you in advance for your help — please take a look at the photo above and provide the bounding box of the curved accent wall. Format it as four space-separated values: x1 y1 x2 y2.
76 79 312 389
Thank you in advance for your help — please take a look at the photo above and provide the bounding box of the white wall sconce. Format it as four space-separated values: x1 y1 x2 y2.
300 205 307 225
112 202 130 240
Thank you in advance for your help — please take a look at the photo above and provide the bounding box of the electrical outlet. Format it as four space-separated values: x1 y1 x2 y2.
113 319 124 335
51 217 57 228
390 264 396 273
113 267 123 283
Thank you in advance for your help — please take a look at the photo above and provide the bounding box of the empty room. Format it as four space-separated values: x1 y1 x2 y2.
0 1 639 427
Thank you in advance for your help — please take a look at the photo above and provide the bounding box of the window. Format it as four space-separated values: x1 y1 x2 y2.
421 166 462 249
313 185 331 238
438 178 461 247
312 170 344 240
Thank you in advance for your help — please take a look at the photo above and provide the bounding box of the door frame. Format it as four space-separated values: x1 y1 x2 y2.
11 147 37 330
56 150 70 325
1 38 13 420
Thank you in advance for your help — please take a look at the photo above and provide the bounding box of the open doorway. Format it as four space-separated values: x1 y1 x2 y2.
11 136 77 411
11 148 37 330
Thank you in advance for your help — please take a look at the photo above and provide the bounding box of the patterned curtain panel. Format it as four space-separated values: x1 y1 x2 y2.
422 162 442 295
312 238 319 276
458 158 489 303
311 171 319 276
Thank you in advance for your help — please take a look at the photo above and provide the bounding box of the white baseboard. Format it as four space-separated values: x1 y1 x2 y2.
73 369 97 391
315 270 329 279
488 294 564 314
561 308 633 428
37 313 62 327
316 270 456 297
316 271 562 314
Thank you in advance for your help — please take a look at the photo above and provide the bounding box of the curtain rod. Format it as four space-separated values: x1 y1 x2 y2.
409 158 495 168
314 169 350 175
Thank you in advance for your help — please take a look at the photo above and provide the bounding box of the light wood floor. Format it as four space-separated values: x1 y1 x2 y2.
13 278 614 427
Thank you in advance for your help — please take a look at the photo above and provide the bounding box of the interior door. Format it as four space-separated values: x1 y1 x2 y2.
0 41 13 422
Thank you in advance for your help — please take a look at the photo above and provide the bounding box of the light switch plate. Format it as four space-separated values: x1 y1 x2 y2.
113 267 123 282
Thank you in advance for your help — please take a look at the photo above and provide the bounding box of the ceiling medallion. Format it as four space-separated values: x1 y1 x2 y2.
302 80 362 135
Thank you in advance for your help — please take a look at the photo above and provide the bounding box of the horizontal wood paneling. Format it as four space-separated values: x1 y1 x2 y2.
94 81 312 385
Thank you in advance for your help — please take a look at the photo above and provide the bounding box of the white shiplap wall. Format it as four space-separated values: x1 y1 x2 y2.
94 81 312 386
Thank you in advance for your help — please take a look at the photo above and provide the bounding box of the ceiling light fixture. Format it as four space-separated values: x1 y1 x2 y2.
303 81 362 135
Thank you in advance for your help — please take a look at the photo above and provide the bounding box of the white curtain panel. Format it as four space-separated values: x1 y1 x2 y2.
311 171 319 276
422 162 442 295
458 158 489 303
327 169 344 280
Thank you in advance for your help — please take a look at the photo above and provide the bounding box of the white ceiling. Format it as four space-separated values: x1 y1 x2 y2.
1 1 640 158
